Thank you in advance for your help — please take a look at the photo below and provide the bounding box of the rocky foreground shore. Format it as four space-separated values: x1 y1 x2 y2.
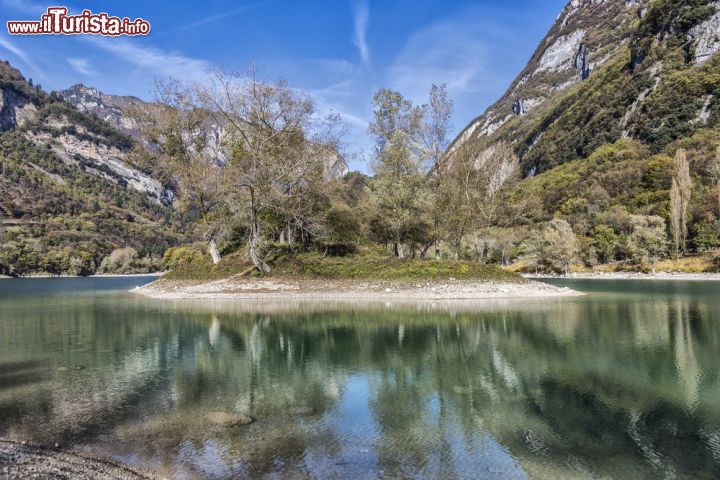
0 440 158 479
135 277 583 300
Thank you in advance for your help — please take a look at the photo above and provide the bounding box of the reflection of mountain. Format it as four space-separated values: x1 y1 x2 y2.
1 291 720 478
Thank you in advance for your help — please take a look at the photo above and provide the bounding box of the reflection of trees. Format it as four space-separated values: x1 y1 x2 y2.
1 293 720 478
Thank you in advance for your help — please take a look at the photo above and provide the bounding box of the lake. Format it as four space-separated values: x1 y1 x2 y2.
1 277 719 479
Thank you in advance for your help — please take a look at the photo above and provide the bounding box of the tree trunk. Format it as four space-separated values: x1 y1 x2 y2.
248 189 270 273
396 241 405 259
286 225 294 245
421 241 433 260
472 234 481 262
434 238 441 260
208 238 221 265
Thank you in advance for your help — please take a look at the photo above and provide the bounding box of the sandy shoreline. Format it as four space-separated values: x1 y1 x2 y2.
134 277 583 300
524 272 720 281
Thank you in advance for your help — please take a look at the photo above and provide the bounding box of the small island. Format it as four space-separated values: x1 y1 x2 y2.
136 251 582 300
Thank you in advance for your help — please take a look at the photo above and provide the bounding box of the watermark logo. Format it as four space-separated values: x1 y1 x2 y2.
7 7 150 36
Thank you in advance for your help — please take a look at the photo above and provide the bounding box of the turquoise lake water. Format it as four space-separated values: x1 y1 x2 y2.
1 277 719 479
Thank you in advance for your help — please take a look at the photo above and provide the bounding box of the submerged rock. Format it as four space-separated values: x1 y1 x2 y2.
289 406 315 416
205 411 254 427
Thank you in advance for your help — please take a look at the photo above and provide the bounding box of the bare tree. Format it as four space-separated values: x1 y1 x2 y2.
199 69 340 272
421 84 454 259
131 79 225 264
670 148 692 258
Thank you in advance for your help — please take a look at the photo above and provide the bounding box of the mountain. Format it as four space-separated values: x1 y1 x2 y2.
0 60 183 275
445 0 720 258
59 83 350 180
451 0 720 176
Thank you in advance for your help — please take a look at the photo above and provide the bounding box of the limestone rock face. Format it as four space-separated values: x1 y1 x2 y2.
60 83 139 132
0 63 175 206
690 2 720 64
0 87 36 131
536 29 586 74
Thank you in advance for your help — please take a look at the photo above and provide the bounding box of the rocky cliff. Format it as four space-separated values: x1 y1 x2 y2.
451 0 720 176
0 64 174 206
60 83 350 179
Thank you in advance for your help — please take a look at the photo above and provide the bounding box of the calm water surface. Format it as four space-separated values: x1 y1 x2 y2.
1 277 720 479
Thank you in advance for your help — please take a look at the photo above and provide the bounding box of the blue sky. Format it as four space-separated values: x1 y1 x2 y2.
0 0 567 171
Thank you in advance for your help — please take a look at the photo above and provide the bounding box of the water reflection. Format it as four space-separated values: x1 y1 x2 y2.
0 279 719 478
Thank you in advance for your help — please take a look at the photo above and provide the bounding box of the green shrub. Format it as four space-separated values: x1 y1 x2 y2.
162 245 207 271
694 219 720 252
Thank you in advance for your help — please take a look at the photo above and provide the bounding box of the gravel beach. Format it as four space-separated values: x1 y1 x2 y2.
134 277 583 300
0 440 159 479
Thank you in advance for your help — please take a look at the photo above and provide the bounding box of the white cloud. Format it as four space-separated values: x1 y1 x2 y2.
67 57 96 76
351 0 371 67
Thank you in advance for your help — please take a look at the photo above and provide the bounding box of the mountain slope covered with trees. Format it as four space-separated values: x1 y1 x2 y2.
0 61 184 275
442 0 720 272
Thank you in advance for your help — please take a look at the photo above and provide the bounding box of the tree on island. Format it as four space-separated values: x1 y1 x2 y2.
367 89 430 259
421 84 454 259
136 70 341 272
198 69 340 272
130 79 225 264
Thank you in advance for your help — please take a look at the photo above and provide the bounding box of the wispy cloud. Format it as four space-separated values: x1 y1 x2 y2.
87 37 211 83
0 34 43 78
158 1 274 36
67 57 96 76
351 0 371 68
387 19 489 104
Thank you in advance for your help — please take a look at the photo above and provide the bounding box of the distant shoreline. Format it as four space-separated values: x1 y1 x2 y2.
0 273 163 279
524 272 720 281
